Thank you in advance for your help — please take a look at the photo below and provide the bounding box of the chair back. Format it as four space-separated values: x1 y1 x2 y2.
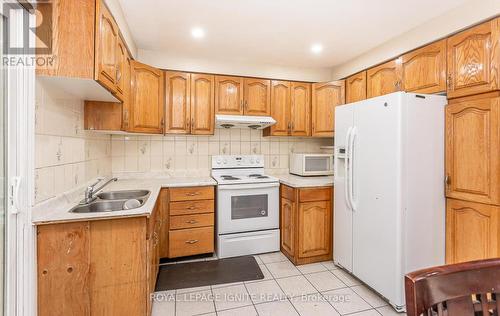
405 258 500 316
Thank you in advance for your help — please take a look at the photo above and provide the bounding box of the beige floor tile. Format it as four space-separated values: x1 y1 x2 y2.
349 310 382 316
254 300 299 316
253 255 264 264
290 293 341 316
175 290 215 316
297 262 328 274
217 305 258 316
266 260 301 278
258 252 289 264
151 299 175 316
331 269 361 286
321 261 338 270
276 275 318 298
377 306 406 316
351 285 388 308
322 287 372 315
244 279 285 304
305 271 347 292
212 284 252 311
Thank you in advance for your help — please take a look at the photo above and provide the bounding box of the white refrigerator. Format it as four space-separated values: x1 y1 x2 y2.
333 92 446 311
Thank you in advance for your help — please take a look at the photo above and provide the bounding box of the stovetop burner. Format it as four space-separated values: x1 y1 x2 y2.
248 174 263 178
221 175 241 180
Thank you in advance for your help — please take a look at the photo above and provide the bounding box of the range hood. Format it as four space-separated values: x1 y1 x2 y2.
215 115 276 130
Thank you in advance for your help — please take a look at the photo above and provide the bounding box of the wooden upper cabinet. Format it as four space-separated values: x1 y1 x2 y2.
244 79 271 116
401 39 447 94
298 201 332 259
269 80 291 136
95 0 119 93
215 76 244 115
129 61 165 134
165 71 191 134
190 74 215 135
290 82 311 136
446 198 500 264
311 81 345 137
346 71 367 103
367 59 402 98
445 95 500 205
447 18 500 99
115 37 128 101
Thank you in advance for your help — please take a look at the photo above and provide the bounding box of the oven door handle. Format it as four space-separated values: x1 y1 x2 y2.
217 183 280 190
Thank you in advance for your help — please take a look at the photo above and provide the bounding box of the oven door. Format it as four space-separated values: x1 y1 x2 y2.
217 182 279 235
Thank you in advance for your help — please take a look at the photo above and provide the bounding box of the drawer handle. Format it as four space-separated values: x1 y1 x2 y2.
186 239 199 244
187 220 198 224
186 192 200 196
187 206 196 210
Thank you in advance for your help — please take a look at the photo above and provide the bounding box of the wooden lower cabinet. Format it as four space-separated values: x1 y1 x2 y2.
280 185 333 265
446 198 500 264
37 206 160 316
158 186 215 259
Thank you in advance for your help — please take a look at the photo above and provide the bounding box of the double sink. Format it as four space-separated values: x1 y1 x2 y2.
70 190 151 213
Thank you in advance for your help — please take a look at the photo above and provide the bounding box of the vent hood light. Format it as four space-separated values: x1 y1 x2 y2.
215 115 276 130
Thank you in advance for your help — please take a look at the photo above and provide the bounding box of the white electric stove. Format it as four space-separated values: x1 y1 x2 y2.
211 155 280 258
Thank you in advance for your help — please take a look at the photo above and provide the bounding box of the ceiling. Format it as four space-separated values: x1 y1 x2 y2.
118 0 470 69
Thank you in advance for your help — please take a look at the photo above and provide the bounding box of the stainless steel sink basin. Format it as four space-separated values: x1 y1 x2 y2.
70 189 151 213
70 200 144 213
97 190 150 200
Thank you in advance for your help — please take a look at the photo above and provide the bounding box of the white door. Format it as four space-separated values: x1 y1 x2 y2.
333 104 354 271
351 93 404 307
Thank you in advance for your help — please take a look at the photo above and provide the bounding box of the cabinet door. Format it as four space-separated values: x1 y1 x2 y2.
401 39 447 94
446 199 499 264
298 201 331 258
95 0 118 93
37 222 90 316
165 71 190 134
244 78 271 116
191 74 215 135
445 96 499 205
447 18 500 99
290 82 311 136
268 80 291 136
346 71 367 104
215 76 244 115
280 198 295 256
114 37 127 101
129 61 165 134
311 81 345 137
367 59 402 98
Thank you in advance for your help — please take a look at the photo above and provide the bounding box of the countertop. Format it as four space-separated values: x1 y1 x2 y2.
277 174 334 188
32 177 217 225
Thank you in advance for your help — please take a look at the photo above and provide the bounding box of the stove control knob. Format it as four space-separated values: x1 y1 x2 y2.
250 158 255 164
256 158 261 164
223 159 227 164
216 158 222 165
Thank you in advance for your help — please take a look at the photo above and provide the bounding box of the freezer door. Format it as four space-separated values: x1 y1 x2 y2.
351 93 405 308
333 104 354 271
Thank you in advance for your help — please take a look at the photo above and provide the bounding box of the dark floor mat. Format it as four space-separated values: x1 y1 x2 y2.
155 256 264 291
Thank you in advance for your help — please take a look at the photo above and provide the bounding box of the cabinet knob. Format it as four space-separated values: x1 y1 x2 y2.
187 220 198 224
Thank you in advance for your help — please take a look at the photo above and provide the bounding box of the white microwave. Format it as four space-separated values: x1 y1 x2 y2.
289 153 334 176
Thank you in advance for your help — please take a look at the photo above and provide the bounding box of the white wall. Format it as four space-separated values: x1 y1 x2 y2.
330 0 500 80
138 49 332 82
105 0 138 58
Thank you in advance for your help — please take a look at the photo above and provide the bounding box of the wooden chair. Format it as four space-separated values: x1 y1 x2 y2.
405 258 500 316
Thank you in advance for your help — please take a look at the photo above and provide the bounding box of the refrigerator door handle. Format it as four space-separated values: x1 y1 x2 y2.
344 127 353 210
349 127 357 211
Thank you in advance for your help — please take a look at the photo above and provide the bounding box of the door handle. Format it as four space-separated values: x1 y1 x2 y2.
344 127 353 210
348 127 357 211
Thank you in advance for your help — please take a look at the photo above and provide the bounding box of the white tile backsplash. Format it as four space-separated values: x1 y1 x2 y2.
34 80 112 205
111 130 333 176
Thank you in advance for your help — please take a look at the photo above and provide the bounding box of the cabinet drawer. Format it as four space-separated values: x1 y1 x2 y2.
169 186 214 201
299 187 332 202
168 227 214 258
170 214 214 230
169 200 214 216
281 185 296 201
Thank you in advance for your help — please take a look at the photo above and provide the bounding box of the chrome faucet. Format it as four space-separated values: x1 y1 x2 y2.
81 177 118 204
